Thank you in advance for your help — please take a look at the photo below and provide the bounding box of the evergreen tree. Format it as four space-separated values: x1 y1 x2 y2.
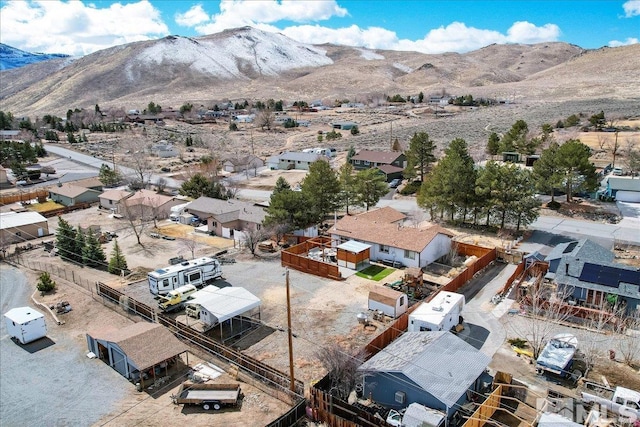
392 137 402 152
76 227 86 264
508 169 540 231
36 272 56 293
273 176 291 194
179 173 228 200
108 240 128 275
338 162 358 214
418 92 424 103
56 218 79 262
83 230 106 268
486 132 500 157
556 140 598 202
500 120 529 155
475 161 501 226
404 132 436 182
532 142 563 204
264 188 313 232
98 164 121 187
354 168 388 211
300 161 341 224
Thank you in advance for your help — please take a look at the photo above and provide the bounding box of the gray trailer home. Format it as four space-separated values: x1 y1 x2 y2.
4 306 47 344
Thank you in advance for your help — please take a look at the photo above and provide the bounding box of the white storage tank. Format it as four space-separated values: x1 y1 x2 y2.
4 306 47 344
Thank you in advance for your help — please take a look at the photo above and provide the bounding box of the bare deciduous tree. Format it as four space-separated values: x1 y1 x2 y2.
256 109 274 131
618 314 640 367
242 227 268 256
315 343 369 399
607 131 621 168
180 237 200 260
511 276 574 359
120 198 155 245
121 138 154 189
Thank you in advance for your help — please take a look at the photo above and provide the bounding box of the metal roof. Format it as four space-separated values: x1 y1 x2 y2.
336 240 371 253
0 211 48 230
357 331 490 408
196 287 260 324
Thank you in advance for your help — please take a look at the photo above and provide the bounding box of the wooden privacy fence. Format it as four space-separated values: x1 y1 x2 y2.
309 387 387 427
462 385 503 427
0 189 49 206
281 237 342 280
441 246 497 294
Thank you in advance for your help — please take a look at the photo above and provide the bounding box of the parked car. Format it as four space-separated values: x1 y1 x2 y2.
388 178 402 188
612 167 624 176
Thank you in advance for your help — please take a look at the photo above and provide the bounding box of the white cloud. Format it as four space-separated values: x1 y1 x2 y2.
608 37 639 47
623 0 640 17
194 0 347 35
279 21 560 54
0 0 169 56
175 4 209 27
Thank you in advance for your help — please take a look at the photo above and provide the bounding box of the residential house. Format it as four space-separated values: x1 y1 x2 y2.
73 177 104 191
0 130 20 141
350 150 406 181
602 176 640 202
330 207 453 269
357 331 491 418
184 197 266 239
150 141 179 158
0 211 49 243
48 182 101 206
99 189 133 211
86 322 188 383
121 189 184 220
223 155 264 174
274 151 327 171
331 121 358 130
545 239 640 314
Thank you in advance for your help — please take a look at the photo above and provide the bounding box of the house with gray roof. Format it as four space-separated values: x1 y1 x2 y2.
357 331 491 419
273 151 327 171
185 197 266 239
546 239 640 314
602 176 640 202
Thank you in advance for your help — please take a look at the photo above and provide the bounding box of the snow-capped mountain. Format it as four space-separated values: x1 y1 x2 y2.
0 43 70 70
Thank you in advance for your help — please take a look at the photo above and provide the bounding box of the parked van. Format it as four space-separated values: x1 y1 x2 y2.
612 167 624 176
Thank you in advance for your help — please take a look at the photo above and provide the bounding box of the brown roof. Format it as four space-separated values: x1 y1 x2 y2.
89 322 188 371
369 286 405 306
74 177 104 189
351 150 404 164
377 164 404 174
49 183 94 198
124 189 174 207
99 189 133 202
331 214 453 253
355 207 406 224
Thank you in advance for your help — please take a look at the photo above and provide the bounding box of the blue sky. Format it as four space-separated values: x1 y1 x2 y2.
1 0 638 56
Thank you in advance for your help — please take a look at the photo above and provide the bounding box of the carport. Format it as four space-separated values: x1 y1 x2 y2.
86 322 189 388
336 240 371 270
193 287 261 340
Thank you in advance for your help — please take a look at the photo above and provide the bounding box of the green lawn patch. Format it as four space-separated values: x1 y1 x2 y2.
356 265 395 281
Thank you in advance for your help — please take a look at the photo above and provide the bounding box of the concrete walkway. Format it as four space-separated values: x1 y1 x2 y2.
459 263 518 358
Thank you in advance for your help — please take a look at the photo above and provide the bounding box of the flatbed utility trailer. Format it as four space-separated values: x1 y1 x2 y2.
172 382 242 411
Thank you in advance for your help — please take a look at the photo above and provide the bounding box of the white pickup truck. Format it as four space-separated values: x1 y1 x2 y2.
580 383 640 424
386 403 446 427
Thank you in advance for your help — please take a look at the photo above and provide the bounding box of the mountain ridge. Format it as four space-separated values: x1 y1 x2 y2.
1 27 638 116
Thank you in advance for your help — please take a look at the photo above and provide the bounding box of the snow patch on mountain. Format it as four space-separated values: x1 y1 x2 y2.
128 29 332 81
393 62 413 73
357 48 385 60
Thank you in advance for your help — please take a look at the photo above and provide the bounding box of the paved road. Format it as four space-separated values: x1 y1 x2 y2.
0 264 128 426
44 144 184 189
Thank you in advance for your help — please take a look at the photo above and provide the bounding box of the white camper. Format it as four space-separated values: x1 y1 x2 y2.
4 307 47 344
148 257 223 295
408 291 465 332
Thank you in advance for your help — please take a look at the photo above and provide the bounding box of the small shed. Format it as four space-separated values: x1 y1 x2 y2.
86 322 189 387
408 291 465 332
336 240 371 270
4 306 47 344
502 152 520 163
368 287 408 318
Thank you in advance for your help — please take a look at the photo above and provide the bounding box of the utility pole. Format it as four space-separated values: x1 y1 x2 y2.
285 269 295 392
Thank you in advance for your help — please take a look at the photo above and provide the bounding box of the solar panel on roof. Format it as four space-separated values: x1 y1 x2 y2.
579 263 640 288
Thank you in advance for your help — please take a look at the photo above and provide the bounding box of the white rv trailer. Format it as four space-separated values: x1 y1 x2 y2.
148 257 223 295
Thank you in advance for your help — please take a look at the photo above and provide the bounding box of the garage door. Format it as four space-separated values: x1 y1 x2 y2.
616 191 640 203
111 348 128 377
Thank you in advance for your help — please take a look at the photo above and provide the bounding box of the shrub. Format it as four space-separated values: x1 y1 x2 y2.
36 272 56 294
399 180 421 195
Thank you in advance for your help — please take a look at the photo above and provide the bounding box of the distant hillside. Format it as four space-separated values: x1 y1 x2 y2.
0 43 70 70
1 27 639 116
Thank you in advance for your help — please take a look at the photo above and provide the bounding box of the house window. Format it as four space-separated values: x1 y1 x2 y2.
109 200 113 205
404 250 415 260
353 160 360 165
211 221 217 228
363 160 370 166
256 224 261 230
379 244 389 253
